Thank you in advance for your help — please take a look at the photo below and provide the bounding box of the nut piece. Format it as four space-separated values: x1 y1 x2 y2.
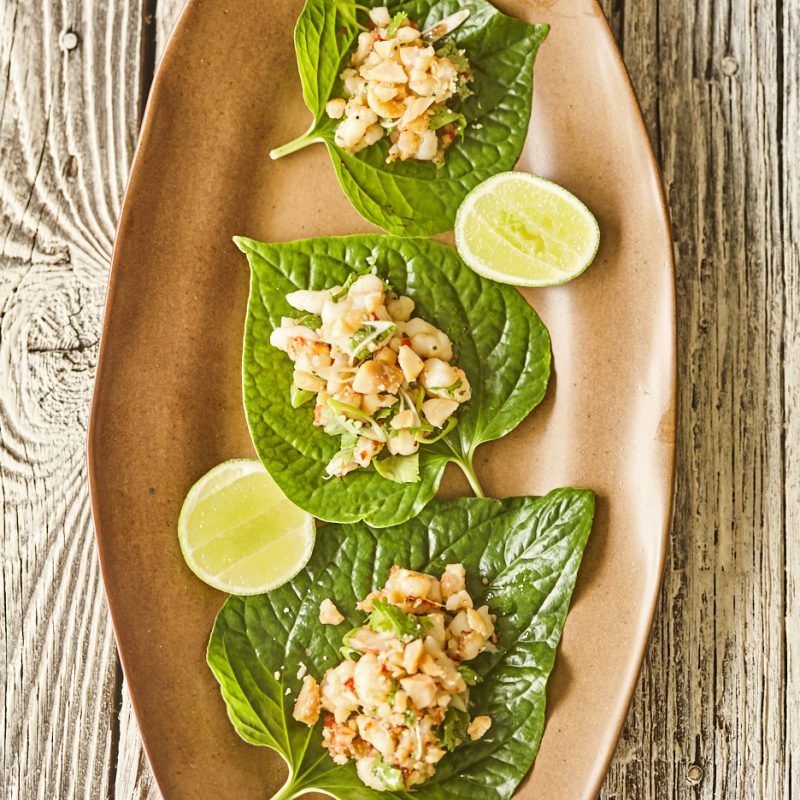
398 344 425 382
440 563 466 599
400 674 438 708
467 715 492 741
387 295 415 321
422 398 458 428
352 360 404 394
325 98 346 119
403 639 425 675
292 675 321 726
319 598 345 625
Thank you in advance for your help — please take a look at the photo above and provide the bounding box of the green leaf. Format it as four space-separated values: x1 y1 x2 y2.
385 10 408 37
272 0 550 236
434 39 470 73
237 234 551 527
207 490 595 800
350 321 396 359
458 664 482 686
439 706 470 751
372 452 420 483
428 107 468 135
294 0 362 120
295 312 323 329
367 598 431 638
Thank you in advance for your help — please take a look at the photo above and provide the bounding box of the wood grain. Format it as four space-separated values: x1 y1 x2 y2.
598 1 800 798
0 1 145 798
1 0 797 798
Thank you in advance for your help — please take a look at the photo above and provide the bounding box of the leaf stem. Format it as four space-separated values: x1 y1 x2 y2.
269 129 322 160
454 454 486 498
270 778 300 800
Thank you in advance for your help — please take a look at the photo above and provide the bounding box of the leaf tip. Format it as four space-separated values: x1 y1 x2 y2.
563 486 597 519
233 236 255 255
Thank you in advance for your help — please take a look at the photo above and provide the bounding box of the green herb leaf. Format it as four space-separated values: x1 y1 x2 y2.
295 312 323 328
439 706 470 751
349 321 396 359
272 0 550 236
428 107 468 136
368 598 431 639
331 261 373 301
372 452 420 483
385 10 408 37
321 407 362 438
435 39 471 73
207 490 595 800
237 234 551 527
458 664 482 686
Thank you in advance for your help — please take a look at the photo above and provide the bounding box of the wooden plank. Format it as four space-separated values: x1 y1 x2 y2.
155 0 186 61
0 0 146 798
599 0 797 798
781 0 799 794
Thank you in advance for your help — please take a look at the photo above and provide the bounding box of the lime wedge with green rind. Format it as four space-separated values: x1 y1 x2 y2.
178 459 315 595
455 171 600 287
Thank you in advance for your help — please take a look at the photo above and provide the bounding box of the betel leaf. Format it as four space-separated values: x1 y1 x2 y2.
237 234 551 527
271 0 550 236
207 489 595 800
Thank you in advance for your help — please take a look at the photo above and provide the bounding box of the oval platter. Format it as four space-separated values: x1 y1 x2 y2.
88 1 676 798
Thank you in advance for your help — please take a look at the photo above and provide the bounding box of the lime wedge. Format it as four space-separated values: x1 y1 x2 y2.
455 171 600 287
178 459 315 595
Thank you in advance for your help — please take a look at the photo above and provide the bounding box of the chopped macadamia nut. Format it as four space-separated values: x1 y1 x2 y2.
292 675 321 726
468 715 492 741
319 598 345 625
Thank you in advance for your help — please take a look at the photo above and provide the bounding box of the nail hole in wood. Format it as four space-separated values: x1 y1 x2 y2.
59 30 80 52
721 55 738 76
686 763 704 785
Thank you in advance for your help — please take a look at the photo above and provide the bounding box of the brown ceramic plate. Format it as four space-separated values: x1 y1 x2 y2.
88 0 675 798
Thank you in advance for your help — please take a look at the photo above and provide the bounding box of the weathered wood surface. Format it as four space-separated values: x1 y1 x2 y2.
1 1 797 799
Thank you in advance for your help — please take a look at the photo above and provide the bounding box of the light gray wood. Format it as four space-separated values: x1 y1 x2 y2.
780 0 800 797
1 0 797 798
155 0 186 60
598 1 800 798
781 0 799 795
0 1 145 798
